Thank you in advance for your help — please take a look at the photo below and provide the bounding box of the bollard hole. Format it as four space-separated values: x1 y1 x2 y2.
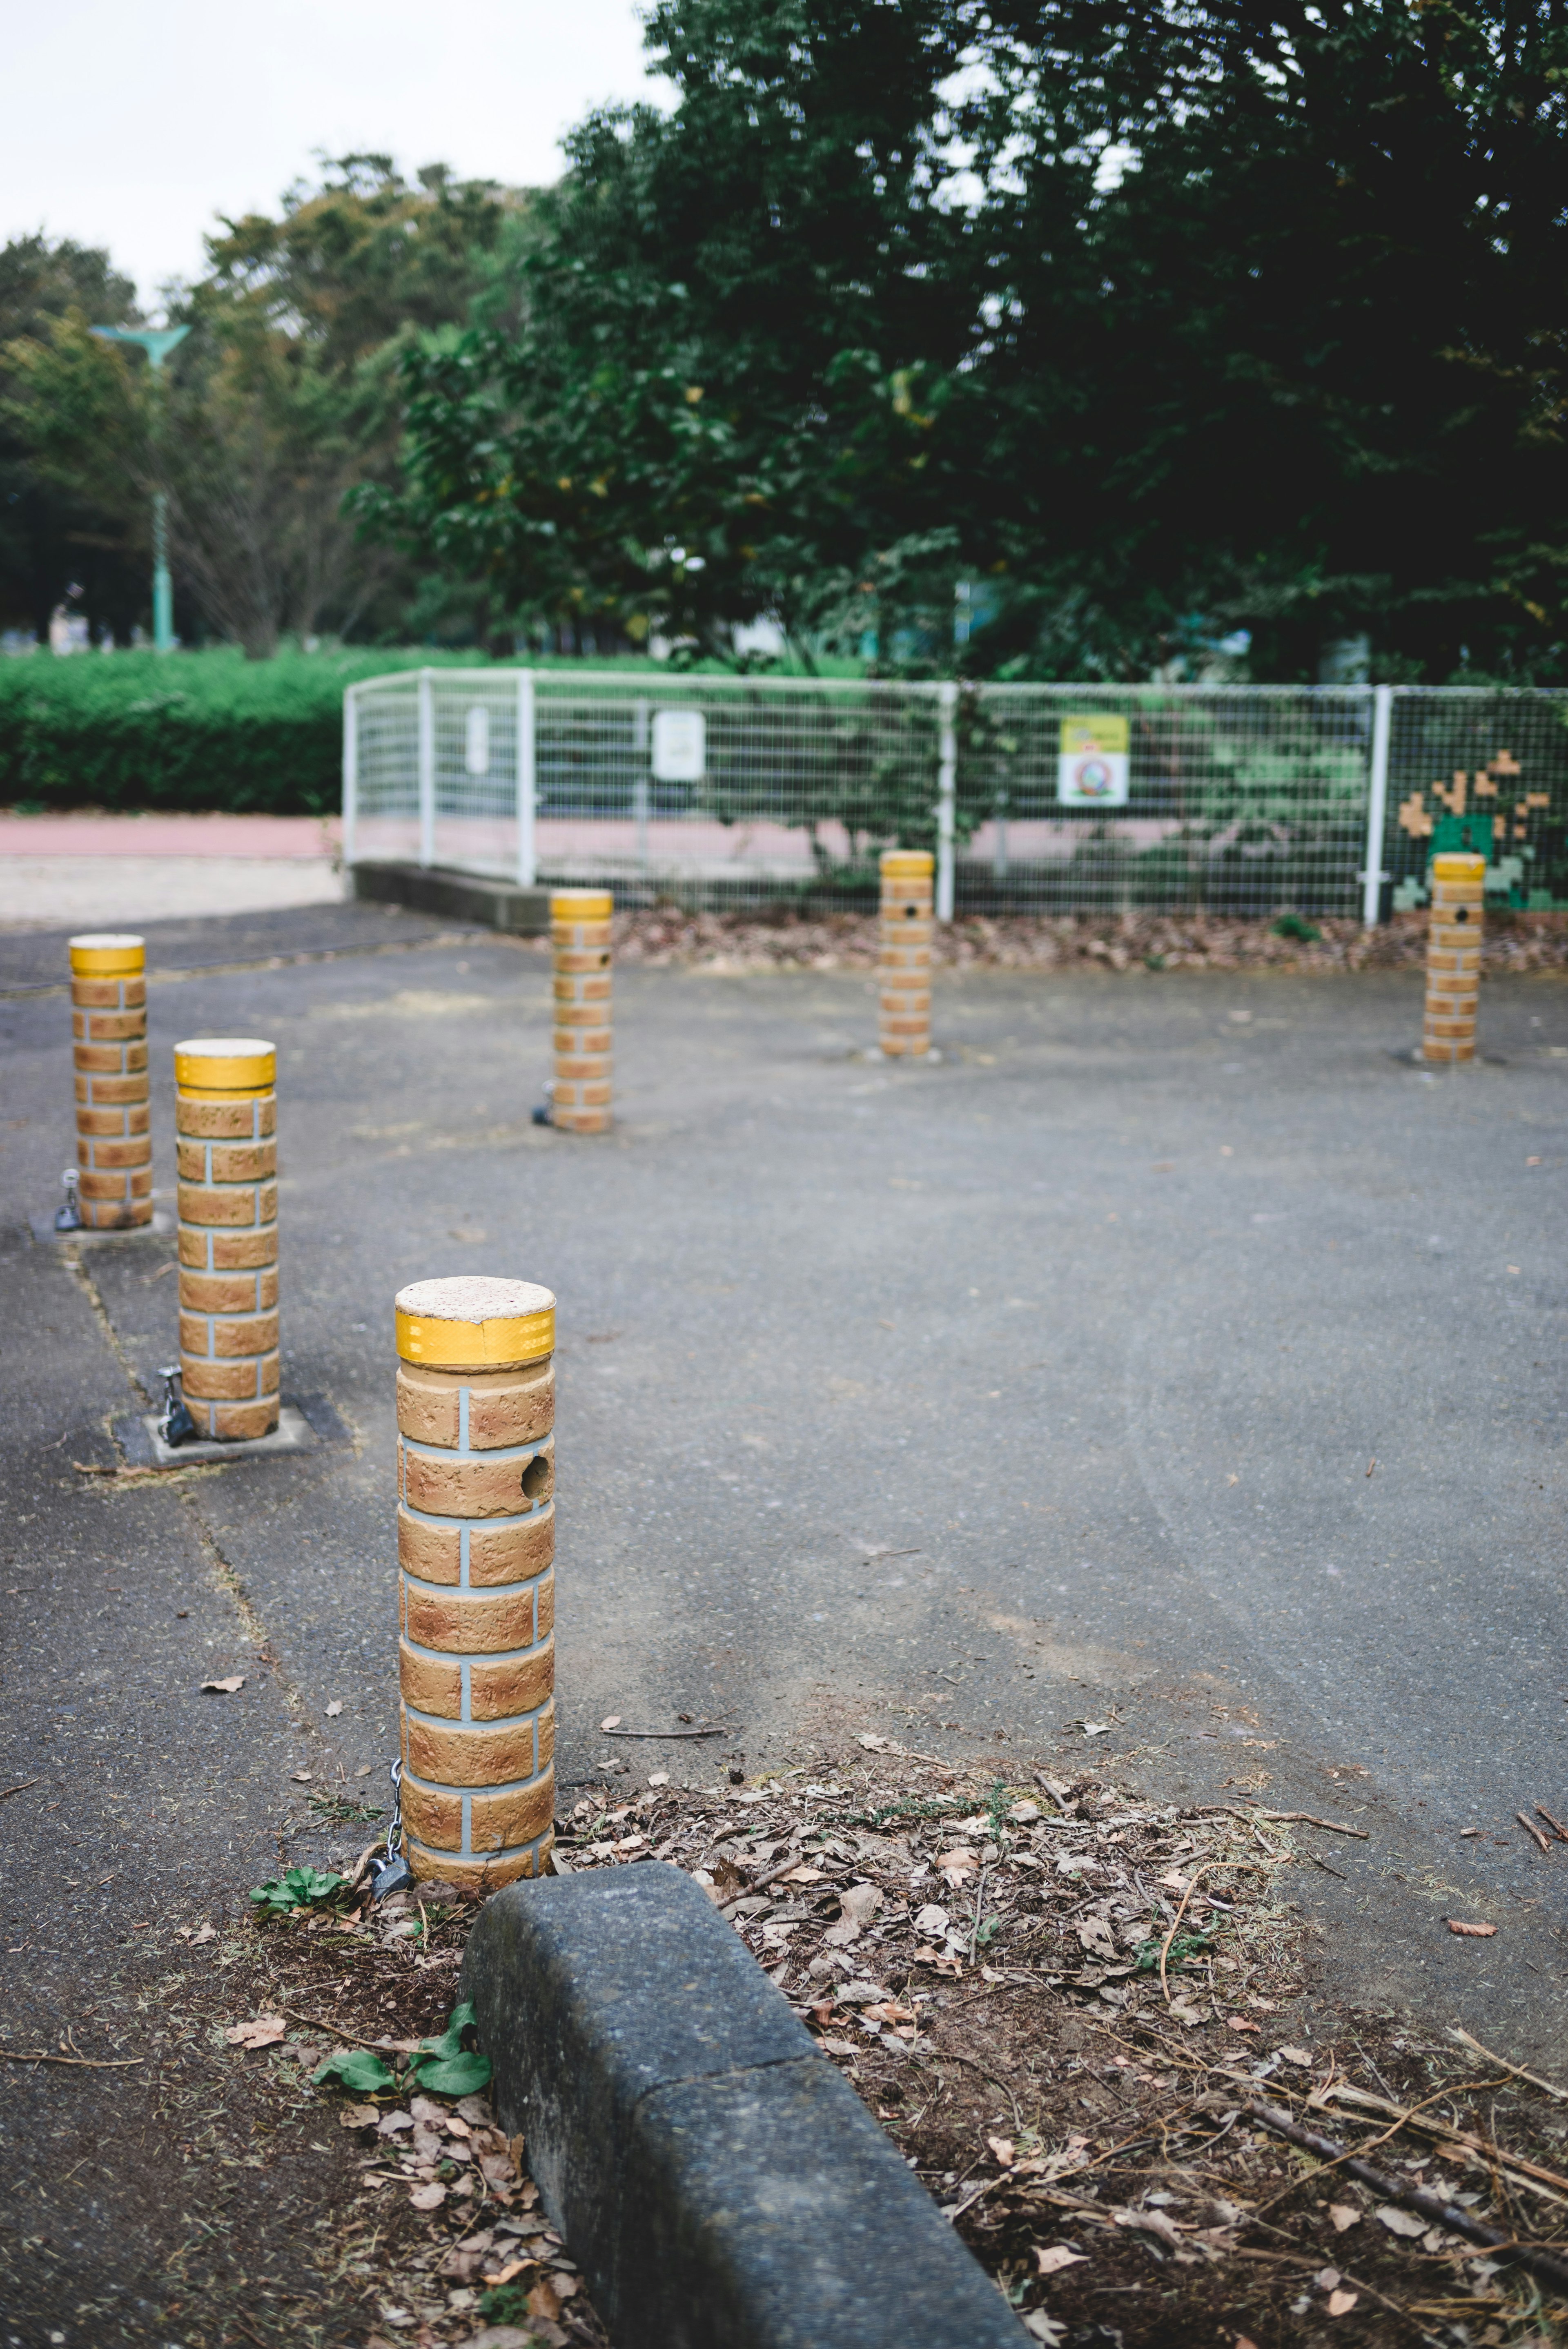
904 903 920 918
1455 906 1470 923
521 1453 551 1501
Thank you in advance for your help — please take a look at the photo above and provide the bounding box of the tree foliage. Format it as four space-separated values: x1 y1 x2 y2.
385 0 1568 682
0 236 143 640
2 160 524 654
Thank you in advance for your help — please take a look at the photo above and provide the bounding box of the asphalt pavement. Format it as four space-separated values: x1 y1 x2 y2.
4 910 1565 2099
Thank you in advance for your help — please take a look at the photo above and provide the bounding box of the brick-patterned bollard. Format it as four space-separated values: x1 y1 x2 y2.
70 933 152 1228
175 1038 280 1440
395 1276 557 1889
879 849 935 1058
549 889 613 1132
1422 851 1486 1065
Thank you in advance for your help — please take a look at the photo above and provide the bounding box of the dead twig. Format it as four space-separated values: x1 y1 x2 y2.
1247 1809 1370 1840
1245 2100 1568 2295
1516 1810 1553 1856
0 2048 143 2068
0 1779 40 1803
278 2006 406 2053
1535 1802 1568 1843
1448 2026 1568 2105
601 1725 731 1740
1157 1863 1215 2005
1326 2082 1568 2205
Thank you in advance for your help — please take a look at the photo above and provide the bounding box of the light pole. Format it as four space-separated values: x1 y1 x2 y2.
90 325 190 652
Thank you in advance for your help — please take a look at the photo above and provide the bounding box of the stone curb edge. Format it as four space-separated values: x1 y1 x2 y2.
459 1862 1027 2349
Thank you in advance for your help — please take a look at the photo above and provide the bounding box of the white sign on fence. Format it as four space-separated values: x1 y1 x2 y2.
464 704 491 777
652 707 706 784
1057 713 1129 807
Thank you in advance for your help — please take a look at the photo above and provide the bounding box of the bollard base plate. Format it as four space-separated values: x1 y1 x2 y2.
112 1395 347 1471
30 1208 174 1246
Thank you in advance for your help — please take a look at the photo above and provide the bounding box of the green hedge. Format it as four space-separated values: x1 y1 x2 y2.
0 646 651 816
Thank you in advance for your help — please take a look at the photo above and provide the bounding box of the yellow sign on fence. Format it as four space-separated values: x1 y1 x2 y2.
1058 714 1130 807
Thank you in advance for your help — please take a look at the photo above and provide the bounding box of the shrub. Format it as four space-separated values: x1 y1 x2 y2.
0 645 647 816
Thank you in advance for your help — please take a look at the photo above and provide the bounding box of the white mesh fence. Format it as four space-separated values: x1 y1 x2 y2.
343 671 1568 921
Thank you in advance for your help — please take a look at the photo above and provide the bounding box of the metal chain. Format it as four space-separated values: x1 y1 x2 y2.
385 1757 404 1867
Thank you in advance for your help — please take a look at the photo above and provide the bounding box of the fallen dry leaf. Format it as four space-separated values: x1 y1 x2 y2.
599 1715 622 1730
408 2181 446 2211
857 1732 891 1751
1114 2206 1185 2249
1328 2204 1361 2233
481 2256 530 2288
325 1700 343 1717
1034 2245 1089 2276
1376 2205 1427 2239
224 2016 286 2050
340 2104 380 2128
1446 1918 1497 1937
200 1675 245 1694
291 1770 313 1783
1326 2290 1359 2317
988 2135 1016 2168
1276 2046 1313 2067
913 1903 950 1936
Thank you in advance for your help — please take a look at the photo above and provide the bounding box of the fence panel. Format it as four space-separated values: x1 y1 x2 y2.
1381 689 1568 914
345 671 1568 920
953 686 1373 918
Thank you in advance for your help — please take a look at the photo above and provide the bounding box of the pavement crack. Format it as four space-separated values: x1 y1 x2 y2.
62 1242 155 1410
63 1238 316 1729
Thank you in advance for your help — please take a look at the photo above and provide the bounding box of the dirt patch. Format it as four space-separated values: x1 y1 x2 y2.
601 906 1568 976
41 1744 1564 2347
544 1736 1568 2348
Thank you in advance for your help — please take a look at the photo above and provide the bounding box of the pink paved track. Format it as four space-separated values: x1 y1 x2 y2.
0 813 340 858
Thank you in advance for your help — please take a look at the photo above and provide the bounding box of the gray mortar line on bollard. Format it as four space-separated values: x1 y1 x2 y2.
461 1862 1027 2349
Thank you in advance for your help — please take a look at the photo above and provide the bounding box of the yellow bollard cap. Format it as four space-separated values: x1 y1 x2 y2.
69 933 145 976
880 850 934 878
174 1037 277 1096
1432 853 1487 883
551 889 614 922
395 1275 557 1369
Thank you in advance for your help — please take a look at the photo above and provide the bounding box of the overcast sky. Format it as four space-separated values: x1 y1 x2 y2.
3 0 666 313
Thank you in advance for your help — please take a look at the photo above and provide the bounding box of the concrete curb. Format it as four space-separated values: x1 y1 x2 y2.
460 1864 1026 2349
350 861 551 935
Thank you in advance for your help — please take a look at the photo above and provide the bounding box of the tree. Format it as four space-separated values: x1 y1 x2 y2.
0 236 143 642
4 159 526 656
387 0 1568 681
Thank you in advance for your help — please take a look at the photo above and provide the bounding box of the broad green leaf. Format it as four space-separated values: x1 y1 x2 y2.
406 2000 491 2095
313 2047 396 2095
408 2049 492 2096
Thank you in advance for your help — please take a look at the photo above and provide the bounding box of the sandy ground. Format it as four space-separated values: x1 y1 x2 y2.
0 813 345 929
0 855 348 927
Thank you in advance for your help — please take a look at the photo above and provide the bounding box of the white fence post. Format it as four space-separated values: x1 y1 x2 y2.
341 683 359 869
1362 684 1394 927
936 680 958 922
417 668 436 870
515 670 537 887
633 697 650 872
